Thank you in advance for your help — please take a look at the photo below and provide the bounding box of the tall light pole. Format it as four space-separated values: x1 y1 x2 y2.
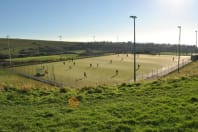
177 26 181 73
7 35 12 66
196 30 197 53
130 16 137 82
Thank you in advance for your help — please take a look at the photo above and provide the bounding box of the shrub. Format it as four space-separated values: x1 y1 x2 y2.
59 88 68 93
189 97 198 103
87 87 103 94
120 83 127 87
76 95 84 101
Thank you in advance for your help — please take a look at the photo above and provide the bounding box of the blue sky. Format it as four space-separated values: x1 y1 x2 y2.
0 0 197 44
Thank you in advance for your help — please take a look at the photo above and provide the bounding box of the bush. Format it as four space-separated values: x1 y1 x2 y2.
59 88 68 93
87 87 103 94
76 95 84 101
189 97 198 103
120 83 127 87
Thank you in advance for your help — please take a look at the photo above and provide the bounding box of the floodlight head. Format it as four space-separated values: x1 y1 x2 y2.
130 16 137 19
196 30 198 33
178 26 181 29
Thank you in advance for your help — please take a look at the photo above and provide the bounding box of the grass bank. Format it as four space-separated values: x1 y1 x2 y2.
0 61 197 131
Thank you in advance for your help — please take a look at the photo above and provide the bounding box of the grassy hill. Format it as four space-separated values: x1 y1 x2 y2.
1 38 196 68
0 38 82 57
0 38 195 60
0 38 115 66
0 61 197 131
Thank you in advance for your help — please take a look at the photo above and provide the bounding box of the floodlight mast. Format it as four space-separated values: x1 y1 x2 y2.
130 16 137 82
177 26 181 73
196 30 197 53
7 35 12 66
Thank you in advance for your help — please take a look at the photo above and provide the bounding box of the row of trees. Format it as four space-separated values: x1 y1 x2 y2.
0 40 197 65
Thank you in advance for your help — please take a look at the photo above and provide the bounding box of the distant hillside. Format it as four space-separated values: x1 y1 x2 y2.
0 38 85 58
0 38 196 60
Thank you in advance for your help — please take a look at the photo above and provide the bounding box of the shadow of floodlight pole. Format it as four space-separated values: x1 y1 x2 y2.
130 16 137 82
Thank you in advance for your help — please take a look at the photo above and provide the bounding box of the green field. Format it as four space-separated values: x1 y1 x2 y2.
14 54 190 88
0 61 197 131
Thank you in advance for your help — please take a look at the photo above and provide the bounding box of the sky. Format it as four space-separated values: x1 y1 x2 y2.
0 0 197 45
